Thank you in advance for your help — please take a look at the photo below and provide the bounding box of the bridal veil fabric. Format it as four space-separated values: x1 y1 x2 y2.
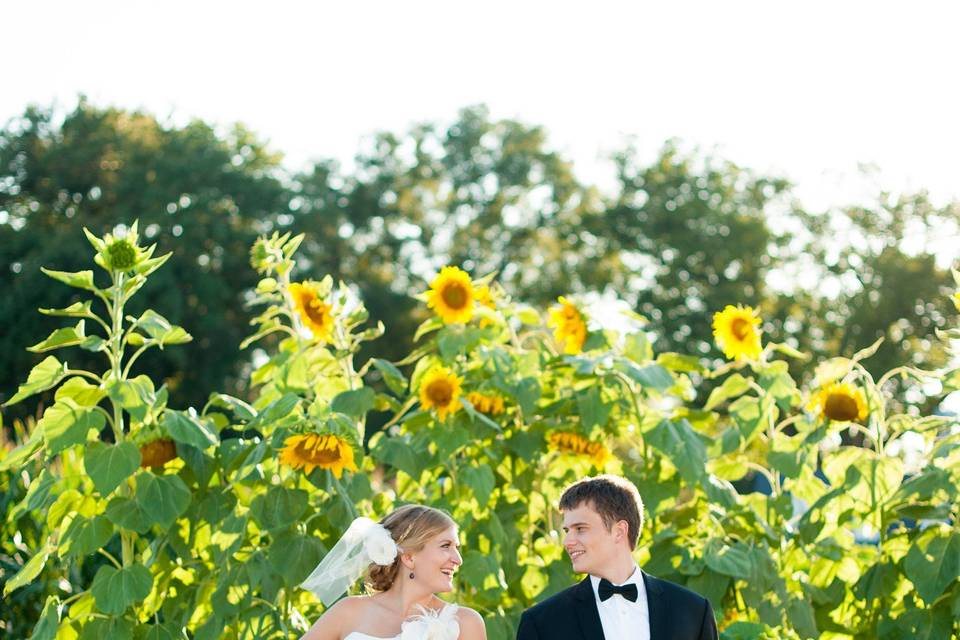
301 516 399 605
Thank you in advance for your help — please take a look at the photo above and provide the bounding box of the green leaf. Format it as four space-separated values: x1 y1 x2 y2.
135 472 192 529
4 355 69 406
371 358 408 396
133 309 192 346
646 419 707 483
414 316 443 342
39 400 105 455
461 464 496 506
197 491 237 525
704 539 754 578
59 514 114 558
206 393 256 421
85 442 141 496
91 563 153 615
657 352 706 373
41 267 98 291
617 361 674 391
268 530 325 587
105 497 151 534
137 623 181 640
370 432 424 478
30 596 61 640
512 377 541 416
0 424 44 471
39 300 96 318
576 385 609 429
903 529 960 605
55 376 107 406
28 320 87 353
250 486 308 531
331 387 376 417
162 409 219 449
3 542 52 595
704 374 752 411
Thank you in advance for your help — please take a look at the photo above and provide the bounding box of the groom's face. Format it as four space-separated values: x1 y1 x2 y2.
561 502 622 576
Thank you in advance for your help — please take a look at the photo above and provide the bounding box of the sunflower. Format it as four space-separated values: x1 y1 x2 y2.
548 431 611 468
466 391 505 416
419 366 463 421
712 305 763 361
953 292 960 313
425 266 476 324
548 296 588 354
810 382 869 423
279 433 358 478
289 282 335 342
139 438 177 469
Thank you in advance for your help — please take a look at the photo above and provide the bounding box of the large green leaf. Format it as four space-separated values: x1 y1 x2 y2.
105 497 151 534
903 529 960 605
39 399 105 455
462 464 496 506
163 409 219 449
135 472 192 529
30 596 61 640
137 623 181 640
616 361 674 391
4 355 68 406
704 374 752 411
576 385 609 429
704 539 755 579
370 432 425 478
3 542 52 596
91 563 153 615
646 419 707 483
133 309 192 345
268 530 325 587
59 514 114 558
85 442 141 496
250 486 308 531
331 387 376 417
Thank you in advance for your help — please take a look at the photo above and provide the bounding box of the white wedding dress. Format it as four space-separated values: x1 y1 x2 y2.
343 604 459 640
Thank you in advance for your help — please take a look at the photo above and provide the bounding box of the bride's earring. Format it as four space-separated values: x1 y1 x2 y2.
409 571 415 579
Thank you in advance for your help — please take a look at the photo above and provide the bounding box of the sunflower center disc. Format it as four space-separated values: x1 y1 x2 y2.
824 393 859 422
731 318 752 340
442 284 467 309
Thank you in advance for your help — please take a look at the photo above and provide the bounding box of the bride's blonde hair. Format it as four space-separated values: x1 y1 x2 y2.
365 504 456 591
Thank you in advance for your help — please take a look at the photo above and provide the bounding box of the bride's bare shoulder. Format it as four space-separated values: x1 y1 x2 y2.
454 606 486 639
301 597 371 640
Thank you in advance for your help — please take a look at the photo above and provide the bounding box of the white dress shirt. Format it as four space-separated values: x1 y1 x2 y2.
590 565 650 640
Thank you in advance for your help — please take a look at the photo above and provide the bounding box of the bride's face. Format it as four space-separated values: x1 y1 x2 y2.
411 526 462 593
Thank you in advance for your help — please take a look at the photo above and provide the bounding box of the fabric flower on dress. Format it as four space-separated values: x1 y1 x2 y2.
399 604 460 640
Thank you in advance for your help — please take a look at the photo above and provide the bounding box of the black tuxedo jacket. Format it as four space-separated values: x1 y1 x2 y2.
516 572 718 640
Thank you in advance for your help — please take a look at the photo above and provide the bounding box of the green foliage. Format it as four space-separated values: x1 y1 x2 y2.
1 222 959 640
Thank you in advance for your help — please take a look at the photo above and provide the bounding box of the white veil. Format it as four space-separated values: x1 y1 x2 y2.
301 516 399 606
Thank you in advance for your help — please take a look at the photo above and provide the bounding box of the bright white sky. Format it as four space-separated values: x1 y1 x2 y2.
5 1 960 212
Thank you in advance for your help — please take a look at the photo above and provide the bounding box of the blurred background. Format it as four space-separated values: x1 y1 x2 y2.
3 0 959 426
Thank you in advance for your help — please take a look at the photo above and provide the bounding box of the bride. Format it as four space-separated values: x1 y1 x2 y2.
300 504 486 640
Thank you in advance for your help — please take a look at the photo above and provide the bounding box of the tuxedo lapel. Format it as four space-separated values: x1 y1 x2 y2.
573 576 606 639
643 571 667 638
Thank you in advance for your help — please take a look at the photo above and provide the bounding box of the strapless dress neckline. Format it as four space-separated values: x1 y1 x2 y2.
342 603 458 640
344 634 399 640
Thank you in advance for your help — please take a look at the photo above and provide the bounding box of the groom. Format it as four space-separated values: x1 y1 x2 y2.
517 475 718 639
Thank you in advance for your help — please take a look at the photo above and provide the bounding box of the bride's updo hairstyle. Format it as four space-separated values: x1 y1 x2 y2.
366 504 456 591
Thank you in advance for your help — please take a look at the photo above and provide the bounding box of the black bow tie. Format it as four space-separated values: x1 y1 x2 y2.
597 578 638 602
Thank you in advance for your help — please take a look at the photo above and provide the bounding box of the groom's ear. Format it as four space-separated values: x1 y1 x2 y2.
614 519 629 544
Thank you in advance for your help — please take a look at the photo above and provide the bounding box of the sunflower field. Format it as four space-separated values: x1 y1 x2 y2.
2 225 959 640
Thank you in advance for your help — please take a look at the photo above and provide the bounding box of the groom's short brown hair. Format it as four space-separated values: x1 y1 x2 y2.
559 475 645 549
